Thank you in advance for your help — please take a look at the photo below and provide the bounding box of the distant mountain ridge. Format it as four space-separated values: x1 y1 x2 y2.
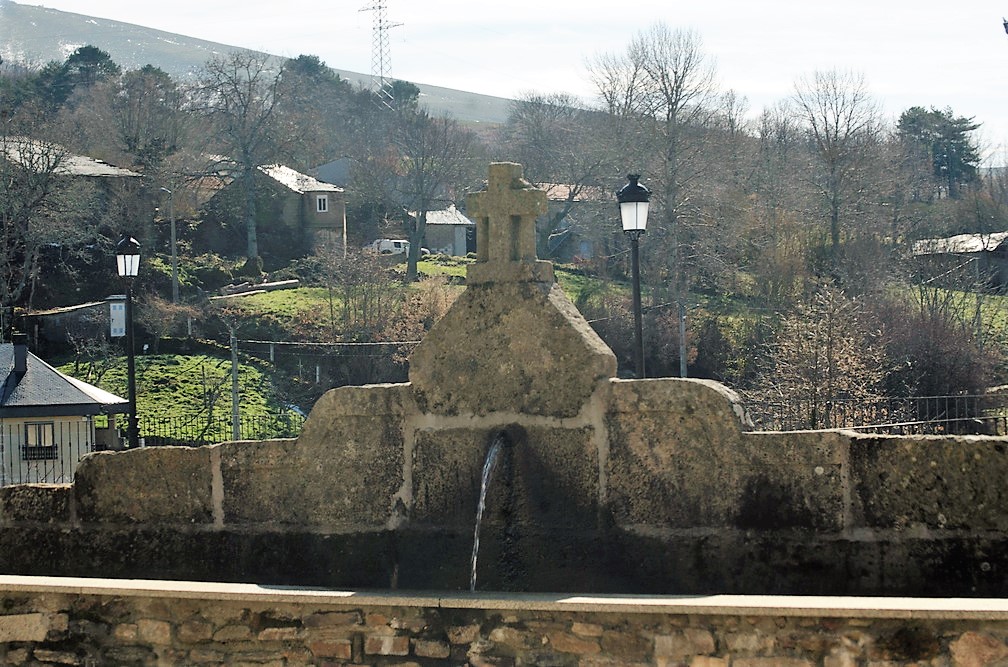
0 0 511 124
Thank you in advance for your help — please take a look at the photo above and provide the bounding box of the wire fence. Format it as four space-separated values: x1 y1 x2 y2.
747 394 1008 434
139 411 306 447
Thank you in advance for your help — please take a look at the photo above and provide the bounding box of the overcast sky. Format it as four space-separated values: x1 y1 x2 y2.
16 1 1008 164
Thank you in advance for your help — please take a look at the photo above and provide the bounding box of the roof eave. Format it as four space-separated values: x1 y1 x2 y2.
0 403 122 419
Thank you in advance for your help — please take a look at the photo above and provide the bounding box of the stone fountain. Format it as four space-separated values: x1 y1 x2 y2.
2 162 1007 598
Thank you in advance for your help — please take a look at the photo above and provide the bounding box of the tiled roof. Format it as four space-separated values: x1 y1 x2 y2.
0 343 127 418
259 164 343 194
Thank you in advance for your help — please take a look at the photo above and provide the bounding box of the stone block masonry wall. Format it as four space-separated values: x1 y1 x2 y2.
1 576 1008 666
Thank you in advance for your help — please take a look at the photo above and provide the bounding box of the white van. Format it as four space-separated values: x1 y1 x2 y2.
365 239 430 256
367 239 410 255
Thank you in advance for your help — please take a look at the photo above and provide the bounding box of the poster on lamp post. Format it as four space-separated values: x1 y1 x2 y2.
109 296 126 338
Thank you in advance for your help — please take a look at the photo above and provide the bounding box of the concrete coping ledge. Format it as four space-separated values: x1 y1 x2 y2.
2 575 1008 620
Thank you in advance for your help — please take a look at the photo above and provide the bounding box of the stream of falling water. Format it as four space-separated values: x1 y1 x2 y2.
470 434 505 591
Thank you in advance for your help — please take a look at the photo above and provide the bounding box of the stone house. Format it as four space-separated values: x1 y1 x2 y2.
257 164 347 249
202 163 347 264
0 136 142 180
0 334 126 485
0 136 142 219
23 299 109 350
0 136 143 309
414 204 475 256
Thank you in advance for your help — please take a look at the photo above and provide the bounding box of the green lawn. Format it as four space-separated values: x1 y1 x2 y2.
228 286 334 320
215 287 336 339
416 255 471 279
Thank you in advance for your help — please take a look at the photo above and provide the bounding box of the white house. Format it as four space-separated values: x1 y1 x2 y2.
0 334 127 485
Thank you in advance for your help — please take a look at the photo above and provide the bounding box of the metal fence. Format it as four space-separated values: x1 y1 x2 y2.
748 394 1008 434
139 412 306 447
0 418 96 486
5 393 1004 488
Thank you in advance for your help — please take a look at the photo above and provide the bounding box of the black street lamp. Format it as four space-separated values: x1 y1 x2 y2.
116 234 141 449
616 174 650 378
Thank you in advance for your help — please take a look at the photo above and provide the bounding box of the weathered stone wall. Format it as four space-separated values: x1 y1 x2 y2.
1 575 1007 666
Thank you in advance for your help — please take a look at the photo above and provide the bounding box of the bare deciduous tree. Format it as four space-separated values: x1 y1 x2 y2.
135 293 199 352
114 65 188 172
195 51 287 262
391 110 480 282
504 92 613 258
588 23 719 303
0 134 92 326
65 307 115 384
792 69 881 259
313 244 399 338
751 286 886 429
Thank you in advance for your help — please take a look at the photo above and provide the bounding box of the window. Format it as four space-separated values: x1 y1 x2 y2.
316 195 328 213
23 422 57 460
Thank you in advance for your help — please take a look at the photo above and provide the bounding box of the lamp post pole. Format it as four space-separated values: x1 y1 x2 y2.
161 187 178 303
629 230 644 378
125 279 138 448
116 235 141 449
616 174 651 379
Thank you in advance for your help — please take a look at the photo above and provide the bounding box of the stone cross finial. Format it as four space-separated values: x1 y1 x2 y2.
466 162 553 284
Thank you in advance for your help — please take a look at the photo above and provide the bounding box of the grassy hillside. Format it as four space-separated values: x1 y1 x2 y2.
49 257 621 440
0 1 511 124
58 352 299 443
210 257 621 343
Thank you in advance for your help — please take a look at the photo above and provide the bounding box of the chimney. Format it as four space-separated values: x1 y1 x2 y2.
11 332 27 376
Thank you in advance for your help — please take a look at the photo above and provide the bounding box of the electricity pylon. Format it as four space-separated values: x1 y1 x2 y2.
360 0 401 109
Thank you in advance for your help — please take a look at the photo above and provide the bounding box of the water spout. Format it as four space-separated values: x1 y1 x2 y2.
470 431 506 591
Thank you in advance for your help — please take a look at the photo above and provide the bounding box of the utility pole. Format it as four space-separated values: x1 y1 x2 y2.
160 187 178 303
